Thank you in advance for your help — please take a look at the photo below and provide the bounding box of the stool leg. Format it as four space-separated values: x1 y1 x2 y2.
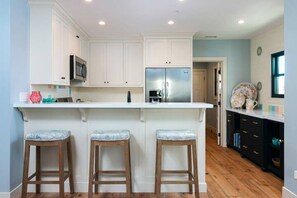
128 141 132 194
58 141 65 198
94 145 99 194
192 141 199 198
36 146 41 194
155 140 162 197
22 141 30 198
88 141 95 198
67 138 75 194
124 140 132 197
187 144 193 194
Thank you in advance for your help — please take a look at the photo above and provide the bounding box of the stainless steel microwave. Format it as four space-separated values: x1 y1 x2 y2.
70 55 87 81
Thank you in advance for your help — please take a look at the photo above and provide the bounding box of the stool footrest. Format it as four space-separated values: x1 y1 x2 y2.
161 180 194 184
27 171 71 183
93 180 127 185
99 170 126 174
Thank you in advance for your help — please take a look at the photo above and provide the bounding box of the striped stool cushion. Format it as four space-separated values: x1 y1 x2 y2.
156 129 196 141
26 130 71 141
91 130 130 141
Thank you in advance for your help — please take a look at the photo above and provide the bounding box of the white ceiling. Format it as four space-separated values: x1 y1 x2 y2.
56 0 284 40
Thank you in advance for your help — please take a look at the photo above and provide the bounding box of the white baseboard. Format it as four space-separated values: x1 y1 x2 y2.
283 187 297 198
0 184 22 198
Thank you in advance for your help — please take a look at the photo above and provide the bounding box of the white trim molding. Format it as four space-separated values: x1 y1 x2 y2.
283 187 297 198
0 184 22 198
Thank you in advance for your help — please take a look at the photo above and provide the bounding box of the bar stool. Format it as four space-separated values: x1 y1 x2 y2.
88 130 132 198
21 130 74 198
155 129 199 198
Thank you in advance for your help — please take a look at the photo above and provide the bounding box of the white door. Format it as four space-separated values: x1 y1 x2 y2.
193 69 206 102
217 62 223 145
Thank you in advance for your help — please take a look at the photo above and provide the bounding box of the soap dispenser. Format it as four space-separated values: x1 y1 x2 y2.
127 91 131 103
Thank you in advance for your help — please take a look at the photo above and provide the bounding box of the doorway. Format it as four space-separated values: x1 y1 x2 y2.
193 57 227 146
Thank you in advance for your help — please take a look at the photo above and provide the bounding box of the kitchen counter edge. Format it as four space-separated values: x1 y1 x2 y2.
226 108 284 123
14 102 213 109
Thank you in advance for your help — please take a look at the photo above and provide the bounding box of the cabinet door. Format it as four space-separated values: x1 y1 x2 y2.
169 39 192 66
145 39 168 66
69 29 81 56
52 15 69 85
89 43 106 86
124 43 143 86
106 43 124 86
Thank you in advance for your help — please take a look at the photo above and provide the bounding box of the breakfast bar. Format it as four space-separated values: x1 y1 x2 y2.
14 102 213 193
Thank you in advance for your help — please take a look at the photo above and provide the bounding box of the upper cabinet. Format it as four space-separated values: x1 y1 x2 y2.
89 41 143 87
29 1 88 86
144 37 193 67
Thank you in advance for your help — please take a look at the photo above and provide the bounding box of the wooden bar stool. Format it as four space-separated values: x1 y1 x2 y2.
88 130 132 198
155 129 199 198
21 130 74 198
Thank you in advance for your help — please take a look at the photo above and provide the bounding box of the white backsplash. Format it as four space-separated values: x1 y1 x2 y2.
72 87 144 103
30 85 144 103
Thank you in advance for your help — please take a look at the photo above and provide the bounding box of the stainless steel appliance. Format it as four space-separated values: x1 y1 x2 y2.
145 68 191 103
70 55 87 81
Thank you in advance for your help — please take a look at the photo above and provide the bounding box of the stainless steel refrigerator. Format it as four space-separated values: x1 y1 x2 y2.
145 68 191 103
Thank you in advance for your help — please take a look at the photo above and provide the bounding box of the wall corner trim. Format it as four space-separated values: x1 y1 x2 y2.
0 184 22 198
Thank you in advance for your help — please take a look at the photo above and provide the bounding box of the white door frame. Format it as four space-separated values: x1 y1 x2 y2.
193 57 227 147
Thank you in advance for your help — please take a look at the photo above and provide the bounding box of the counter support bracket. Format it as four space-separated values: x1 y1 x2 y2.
140 108 145 122
78 108 87 122
199 108 206 122
18 108 29 122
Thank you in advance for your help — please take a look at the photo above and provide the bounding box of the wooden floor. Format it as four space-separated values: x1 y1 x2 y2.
27 132 283 198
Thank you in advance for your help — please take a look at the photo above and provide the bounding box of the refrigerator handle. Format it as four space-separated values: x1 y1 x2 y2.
166 81 169 99
162 81 166 101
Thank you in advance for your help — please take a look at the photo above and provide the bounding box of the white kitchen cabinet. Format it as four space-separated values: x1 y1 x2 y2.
69 29 81 57
89 42 143 87
124 43 143 86
29 2 70 85
89 43 124 86
145 38 192 67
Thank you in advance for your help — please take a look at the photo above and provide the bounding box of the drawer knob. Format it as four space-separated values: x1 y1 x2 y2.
242 130 248 134
279 139 284 143
253 151 260 155
243 145 248 149
252 121 259 125
253 135 259 138
242 119 247 122
227 120 231 122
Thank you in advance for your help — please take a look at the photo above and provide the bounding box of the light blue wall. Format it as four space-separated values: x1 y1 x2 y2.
0 0 30 192
193 40 251 105
284 0 297 195
0 0 12 192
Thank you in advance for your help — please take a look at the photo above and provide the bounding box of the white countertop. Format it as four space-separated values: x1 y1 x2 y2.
14 102 213 109
226 108 284 123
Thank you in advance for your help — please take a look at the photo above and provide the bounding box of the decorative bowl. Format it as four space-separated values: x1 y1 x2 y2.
272 158 280 168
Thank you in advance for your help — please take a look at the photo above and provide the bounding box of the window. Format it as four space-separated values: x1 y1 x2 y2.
271 51 285 98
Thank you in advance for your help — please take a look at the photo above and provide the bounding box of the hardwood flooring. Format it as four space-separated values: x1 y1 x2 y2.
27 132 283 198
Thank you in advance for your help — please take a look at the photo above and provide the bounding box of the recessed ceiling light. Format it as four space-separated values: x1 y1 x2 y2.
98 21 106 25
168 20 175 25
178 0 185 2
238 20 245 24
85 0 93 2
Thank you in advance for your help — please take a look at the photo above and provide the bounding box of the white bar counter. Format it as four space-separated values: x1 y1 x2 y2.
14 102 213 193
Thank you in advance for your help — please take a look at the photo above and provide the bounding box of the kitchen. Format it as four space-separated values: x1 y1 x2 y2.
2 0 297 198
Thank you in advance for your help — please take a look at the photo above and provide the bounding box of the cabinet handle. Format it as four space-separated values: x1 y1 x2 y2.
227 119 231 122
125 81 128 84
61 77 65 79
169 61 171 64
252 121 259 125
107 81 109 83
242 118 247 122
243 145 248 149
242 130 248 134
104 81 106 83
279 139 284 144
253 151 260 155
253 134 259 138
